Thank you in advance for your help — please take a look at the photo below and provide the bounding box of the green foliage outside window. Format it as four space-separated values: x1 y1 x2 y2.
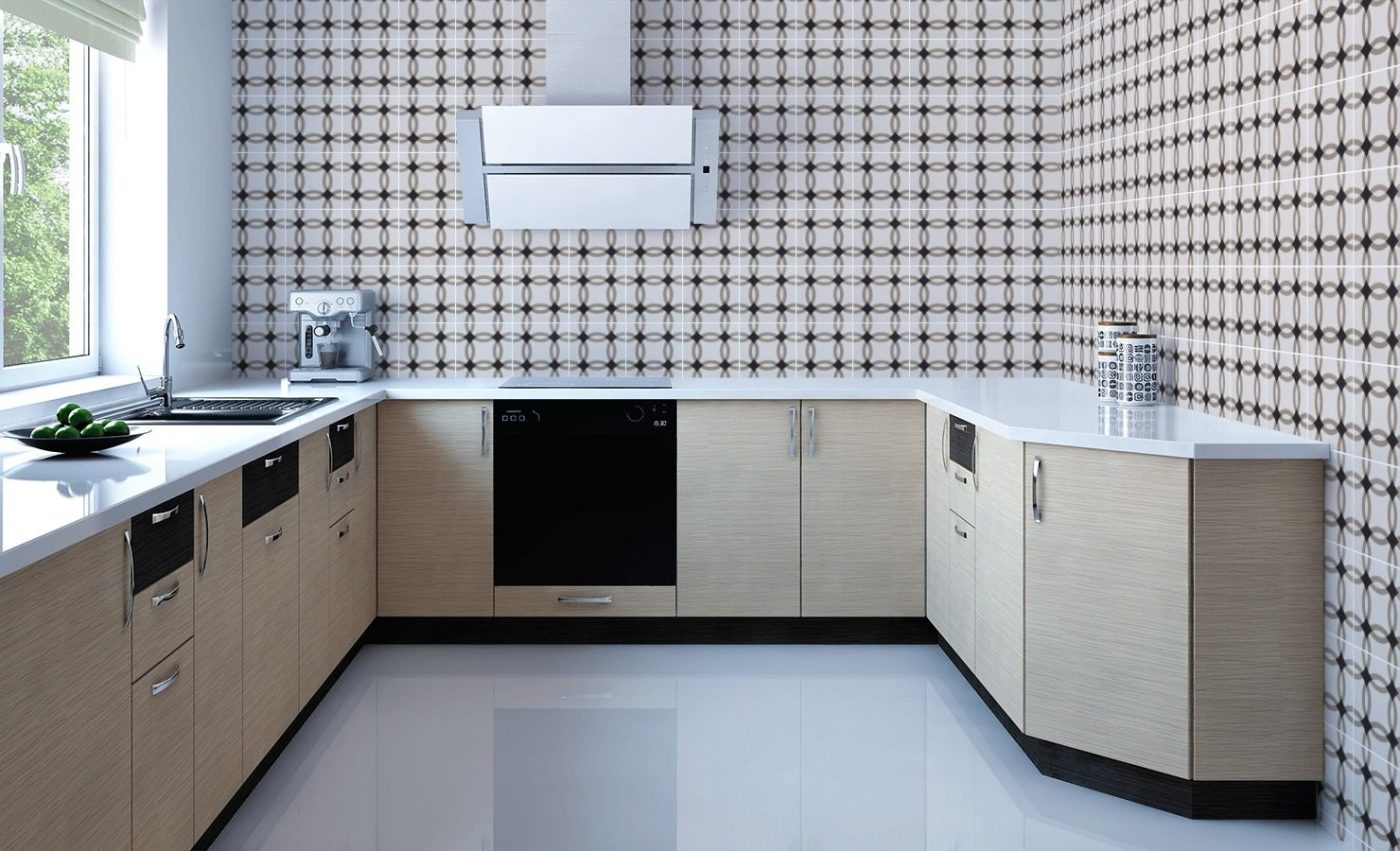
2 18 72 367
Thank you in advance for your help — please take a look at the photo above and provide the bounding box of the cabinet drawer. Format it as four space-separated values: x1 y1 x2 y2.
494 585 676 617
329 415 356 471
945 513 976 664
242 499 301 772
243 443 300 526
133 562 194 681
132 491 195 592
133 639 194 851
950 463 976 525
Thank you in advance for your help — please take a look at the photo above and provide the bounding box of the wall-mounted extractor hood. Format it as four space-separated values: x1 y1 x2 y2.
456 0 720 230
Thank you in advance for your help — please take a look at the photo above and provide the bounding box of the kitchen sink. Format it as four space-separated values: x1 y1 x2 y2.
103 397 335 425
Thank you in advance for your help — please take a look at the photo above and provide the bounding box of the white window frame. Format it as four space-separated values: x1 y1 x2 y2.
0 34 99 390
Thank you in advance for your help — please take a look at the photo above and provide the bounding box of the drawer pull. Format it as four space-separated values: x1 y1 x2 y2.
335 422 351 432
264 527 283 545
558 595 613 605
788 406 797 459
1032 455 1042 524
337 523 350 539
954 471 969 485
151 581 180 607
335 472 349 486
806 406 815 459
954 525 969 540
151 668 180 696
264 455 282 468
198 495 210 577
151 505 179 524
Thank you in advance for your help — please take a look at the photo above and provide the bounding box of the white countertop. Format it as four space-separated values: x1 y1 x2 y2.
0 376 1325 581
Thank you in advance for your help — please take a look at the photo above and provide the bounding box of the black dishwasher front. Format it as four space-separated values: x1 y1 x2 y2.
494 400 676 586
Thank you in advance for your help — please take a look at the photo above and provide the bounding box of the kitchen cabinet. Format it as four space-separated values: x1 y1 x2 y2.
677 401 800 617
132 640 194 851
327 414 359 523
243 497 302 773
132 561 194 681
945 512 976 662
800 400 925 617
1024 444 1192 777
0 525 132 851
379 400 493 616
329 510 374 662
972 429 1025 729
298 431 334 705
193 468 245 837
925 406 953 632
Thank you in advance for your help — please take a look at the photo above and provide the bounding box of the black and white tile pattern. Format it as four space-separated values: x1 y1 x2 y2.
232 0 1062 378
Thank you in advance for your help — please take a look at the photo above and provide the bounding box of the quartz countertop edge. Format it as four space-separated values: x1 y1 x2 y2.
0 376 1326 582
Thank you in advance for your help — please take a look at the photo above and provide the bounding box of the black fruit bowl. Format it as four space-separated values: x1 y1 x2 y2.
5 427 147 455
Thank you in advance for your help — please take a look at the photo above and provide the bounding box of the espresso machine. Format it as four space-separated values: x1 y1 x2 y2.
288 289 383 383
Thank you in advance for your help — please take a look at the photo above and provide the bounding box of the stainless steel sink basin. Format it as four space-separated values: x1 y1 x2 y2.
104 397 334 425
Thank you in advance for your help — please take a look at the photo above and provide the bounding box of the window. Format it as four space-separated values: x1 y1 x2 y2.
0 12 95 388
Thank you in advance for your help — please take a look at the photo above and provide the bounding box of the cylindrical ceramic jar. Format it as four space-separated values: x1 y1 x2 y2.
1116 333 1160 406
1095 349 1119 404
1095 320 1137 353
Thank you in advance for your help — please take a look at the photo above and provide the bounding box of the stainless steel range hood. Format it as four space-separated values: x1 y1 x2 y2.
457 0 720 230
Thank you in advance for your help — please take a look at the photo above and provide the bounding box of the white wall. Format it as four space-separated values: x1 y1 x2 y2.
99 0 232 388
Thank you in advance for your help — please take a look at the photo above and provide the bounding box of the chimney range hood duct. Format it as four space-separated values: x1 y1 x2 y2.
456 0 720 230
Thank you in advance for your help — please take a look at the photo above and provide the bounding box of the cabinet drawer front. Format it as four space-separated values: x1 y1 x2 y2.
133 562 194 682
242 499 302 771
133 639 194 851
494 585 676 617
946 513 977 664
243 443 300 526
132 491 195 592
949 464 976 525
329 415 356 470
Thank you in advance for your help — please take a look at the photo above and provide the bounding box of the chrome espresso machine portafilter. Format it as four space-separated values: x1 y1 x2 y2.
287 290 384 383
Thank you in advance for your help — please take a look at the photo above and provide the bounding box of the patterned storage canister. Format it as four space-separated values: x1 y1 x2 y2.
1095 320 1137 353
1116 333 1160 406
1095 349 1119 403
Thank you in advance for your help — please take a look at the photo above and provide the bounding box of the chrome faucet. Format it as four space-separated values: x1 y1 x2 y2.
139 313 186 411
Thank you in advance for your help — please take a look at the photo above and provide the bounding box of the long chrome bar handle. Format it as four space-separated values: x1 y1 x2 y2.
481 407 489 457
806 407 816 459
324 431 334 491
124 529 134 629
353 414 361 471
1032 455 1042 524
198 494 210 577
940 416 950 473
972 431 980 491
151 668 180 696
788 406 797 459
558 596 614 605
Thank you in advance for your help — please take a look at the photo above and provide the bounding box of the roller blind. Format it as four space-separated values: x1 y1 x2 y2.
0 0 145 61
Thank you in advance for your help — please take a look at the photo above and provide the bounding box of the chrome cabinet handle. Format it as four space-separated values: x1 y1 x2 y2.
151 581 180 608
954 525 969 540
940 416 950 473
1032 456 1042 524
265 527 283 545
353 414 361 471
335 422 351 432
124 529 134 629
788 406 797 459
954 470 969 485
972 431 980 491
324 431 334 491
558 595 613 605
264 455 282 468
337 522 350 539
805 407 815 459
198 494 210 577
481 407 489 457
151 505 179 524
151 668 180 696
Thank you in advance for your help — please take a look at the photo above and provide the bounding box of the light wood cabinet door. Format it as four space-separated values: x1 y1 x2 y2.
243 497 301 773
330 510 375 662
353 406 377 638
677 401 800 616
800 400 925 617
926 406 952 630
0 525 132 851
379 401 493 616
132 640 194 851
972 430 1025 729
193 468 244 837
298 432 333 705
1024 444 1191 778
945 513 976 662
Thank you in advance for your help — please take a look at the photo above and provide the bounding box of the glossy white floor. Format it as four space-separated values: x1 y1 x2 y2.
213 645 1344 851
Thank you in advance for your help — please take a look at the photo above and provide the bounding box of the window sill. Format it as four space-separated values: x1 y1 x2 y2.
0 374 144 428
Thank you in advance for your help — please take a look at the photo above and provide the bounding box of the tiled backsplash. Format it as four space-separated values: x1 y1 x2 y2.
232 0 1062 377
233 0 1398 846
1060 1 1399 848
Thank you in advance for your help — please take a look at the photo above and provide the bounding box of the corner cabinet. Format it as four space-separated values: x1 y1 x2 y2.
378 400 494 616
800 401 925 617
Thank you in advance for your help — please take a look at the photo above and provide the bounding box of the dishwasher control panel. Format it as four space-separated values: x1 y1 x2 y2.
495 400 676 434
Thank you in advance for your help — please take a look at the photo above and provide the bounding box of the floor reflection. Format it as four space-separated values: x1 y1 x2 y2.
213 645 1343 851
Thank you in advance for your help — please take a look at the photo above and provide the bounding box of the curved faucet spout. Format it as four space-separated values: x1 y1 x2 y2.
160 313 185 410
